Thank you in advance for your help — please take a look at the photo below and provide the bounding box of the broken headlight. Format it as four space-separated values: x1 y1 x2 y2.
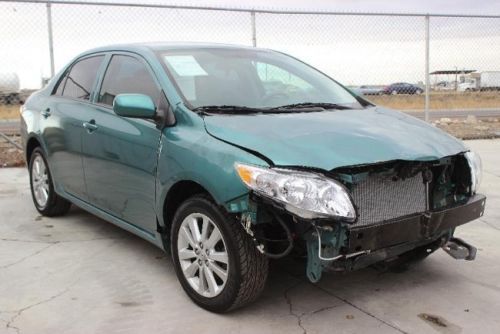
465 151 482 194
235 163 356 221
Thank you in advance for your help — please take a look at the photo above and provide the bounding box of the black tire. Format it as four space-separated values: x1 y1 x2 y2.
171 194 268 313
29 147 71 217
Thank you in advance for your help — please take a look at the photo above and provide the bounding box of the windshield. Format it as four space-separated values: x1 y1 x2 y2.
157 47 364 111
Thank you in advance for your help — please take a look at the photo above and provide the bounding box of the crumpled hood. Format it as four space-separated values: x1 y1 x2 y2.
203 107 467 170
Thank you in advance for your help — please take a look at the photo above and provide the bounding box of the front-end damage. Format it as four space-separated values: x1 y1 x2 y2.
230 153 486 282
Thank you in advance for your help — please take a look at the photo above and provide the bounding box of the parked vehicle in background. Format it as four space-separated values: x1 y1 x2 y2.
434 81 456 91
383 82 423 95
21 43 485 312
458 71 500 92
0 72 21 104
356 85 384 95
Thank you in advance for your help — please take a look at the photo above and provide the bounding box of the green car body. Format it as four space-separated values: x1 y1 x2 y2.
21 43 486 311
22 44 268 245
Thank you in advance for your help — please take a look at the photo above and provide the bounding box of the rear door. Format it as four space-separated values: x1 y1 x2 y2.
42 55 105 200
81 53 163 233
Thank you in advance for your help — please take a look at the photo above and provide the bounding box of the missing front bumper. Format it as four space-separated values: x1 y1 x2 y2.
346 194 486 253
305 194 485 282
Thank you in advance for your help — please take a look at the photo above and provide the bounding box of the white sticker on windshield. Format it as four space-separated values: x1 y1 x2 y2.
164 55 208 77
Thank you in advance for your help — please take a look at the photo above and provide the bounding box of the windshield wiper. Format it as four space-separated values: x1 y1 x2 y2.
192 105 265 115
192 102 353 115
270 102 353 110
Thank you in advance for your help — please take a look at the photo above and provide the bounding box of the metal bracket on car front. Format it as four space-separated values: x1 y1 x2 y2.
304 225 345 283
442 237 477 261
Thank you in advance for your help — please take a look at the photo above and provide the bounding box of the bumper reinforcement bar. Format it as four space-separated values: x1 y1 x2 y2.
347 194 486 253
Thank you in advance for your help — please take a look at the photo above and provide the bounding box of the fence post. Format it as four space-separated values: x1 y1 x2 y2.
424 14 430 122
46 0 55 78
251 11 257 47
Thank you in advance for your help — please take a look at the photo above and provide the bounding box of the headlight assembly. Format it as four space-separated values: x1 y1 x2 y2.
235 163 356 221
465 151 482 194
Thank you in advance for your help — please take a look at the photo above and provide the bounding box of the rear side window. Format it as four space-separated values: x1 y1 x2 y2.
98 55 159 106
62 56 104 101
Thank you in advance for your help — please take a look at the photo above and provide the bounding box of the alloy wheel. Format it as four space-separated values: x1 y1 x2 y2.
31 154 50 208
177 213 229 298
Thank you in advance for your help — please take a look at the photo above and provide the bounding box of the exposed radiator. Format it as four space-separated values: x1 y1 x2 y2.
350 172 427 227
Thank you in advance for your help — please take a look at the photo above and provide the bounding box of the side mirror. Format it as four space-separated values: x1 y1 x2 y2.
113 94 156 119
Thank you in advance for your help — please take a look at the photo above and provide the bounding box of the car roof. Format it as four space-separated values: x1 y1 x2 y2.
83 42 267 55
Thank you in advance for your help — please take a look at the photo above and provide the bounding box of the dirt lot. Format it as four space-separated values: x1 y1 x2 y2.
0 135 24 167
0 105 20 120
433 117 500 139
369 91 500 110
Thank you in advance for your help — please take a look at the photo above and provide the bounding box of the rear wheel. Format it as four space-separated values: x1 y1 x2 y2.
171 194 268 312
29 148 71 216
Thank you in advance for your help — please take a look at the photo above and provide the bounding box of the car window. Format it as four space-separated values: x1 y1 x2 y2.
254 62 314 97
159 48 363 110
53 71 68 96
62 56 104 101
98 55 159 106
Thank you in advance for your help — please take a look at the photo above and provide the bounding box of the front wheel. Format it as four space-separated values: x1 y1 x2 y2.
171 194 268 312
29 147 71 216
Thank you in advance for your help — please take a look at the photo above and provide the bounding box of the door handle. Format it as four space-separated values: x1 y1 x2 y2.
41 108 51 118
83 120 98 133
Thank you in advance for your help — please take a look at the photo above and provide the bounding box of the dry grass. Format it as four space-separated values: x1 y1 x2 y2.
0 105 21 120
369 91 500 110
1 91 500 120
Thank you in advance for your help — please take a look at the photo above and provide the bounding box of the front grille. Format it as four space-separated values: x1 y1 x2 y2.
350 172 427 227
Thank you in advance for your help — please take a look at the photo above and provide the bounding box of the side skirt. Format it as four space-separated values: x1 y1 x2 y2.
63 192 165 250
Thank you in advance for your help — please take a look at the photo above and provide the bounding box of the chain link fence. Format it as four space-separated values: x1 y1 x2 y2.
1 0 500 121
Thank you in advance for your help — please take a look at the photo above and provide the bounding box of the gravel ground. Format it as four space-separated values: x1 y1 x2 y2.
0 135 23 167
433 116 500 140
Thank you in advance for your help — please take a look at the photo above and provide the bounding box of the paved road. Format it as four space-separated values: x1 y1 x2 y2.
1 140 500 333
2 108 500 135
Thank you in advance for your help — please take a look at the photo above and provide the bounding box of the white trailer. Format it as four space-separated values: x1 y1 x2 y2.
480 71 500 90
458 71 500 92
0 72 20 103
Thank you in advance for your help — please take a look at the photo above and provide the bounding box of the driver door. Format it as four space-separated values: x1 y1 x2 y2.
81 53 163 233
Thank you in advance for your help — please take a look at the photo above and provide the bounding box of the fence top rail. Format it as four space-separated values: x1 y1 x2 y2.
1 0 500 19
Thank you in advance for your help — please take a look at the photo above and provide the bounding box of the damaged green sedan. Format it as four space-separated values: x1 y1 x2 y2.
21 43 486 312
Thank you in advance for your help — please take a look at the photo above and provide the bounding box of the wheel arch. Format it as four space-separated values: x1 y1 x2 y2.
25 135 43 164
161 179 215 243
